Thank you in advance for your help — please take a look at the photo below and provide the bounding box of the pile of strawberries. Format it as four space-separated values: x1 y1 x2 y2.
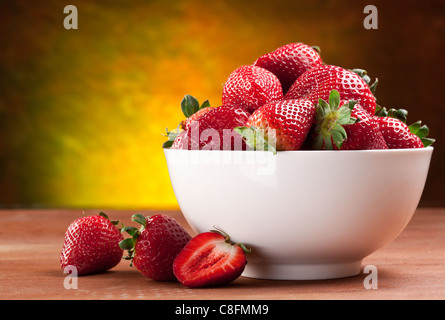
60 212 249 288
164 42 434 151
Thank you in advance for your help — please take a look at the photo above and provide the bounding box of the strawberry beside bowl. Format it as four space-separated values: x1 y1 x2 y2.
164 147 433 280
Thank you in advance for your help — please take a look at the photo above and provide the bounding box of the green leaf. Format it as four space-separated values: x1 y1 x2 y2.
200 99 211 109
162 127 180 149
416 125 429 139
131 213 147 227
331 130 344 149
328 90 340 112
313 132 324 150
234 126 277 155
99 211 109 220
181 95 200 118
370 78 378 95
350 68 367 77
324 135 333 150
421 138 435 148
122 226 139 237
408 121 422 135
119 238 135 250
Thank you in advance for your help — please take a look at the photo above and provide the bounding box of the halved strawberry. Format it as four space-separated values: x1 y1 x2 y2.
285 64 377 115
253 42 323 94
119 214 192 281
235 98 316 152
173 230 250 288
222 65 283 113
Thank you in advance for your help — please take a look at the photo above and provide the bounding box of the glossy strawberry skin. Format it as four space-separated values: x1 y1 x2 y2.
181 106 213 130
285 65 377 115
133 214 191 281
60 215 124 276
374 116 424 149
171 105 250 150
246 99 316 151
222 65 283 113
338 102 388 150
173 232 247 288
254 42 323 94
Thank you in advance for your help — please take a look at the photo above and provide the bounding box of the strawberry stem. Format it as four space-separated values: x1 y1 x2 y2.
234 126 277 155
210 227 251 254
313 90 357 150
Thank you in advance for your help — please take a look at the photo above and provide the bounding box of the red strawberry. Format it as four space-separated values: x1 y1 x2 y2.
235 99 316 152
119 214 191 281
254 42 323 94
374 116 434 149
285 64 377 115
60 212 124 276
311 90 388 150
163 95 213 148
170 105 251 150
173 230 250 288
222 65 283 113
179 95 213 130
181 106 213 130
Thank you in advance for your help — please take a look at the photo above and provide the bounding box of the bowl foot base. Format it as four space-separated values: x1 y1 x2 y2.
242 260 362 280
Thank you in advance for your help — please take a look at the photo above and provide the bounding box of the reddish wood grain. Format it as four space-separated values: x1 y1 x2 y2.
0 208 444 300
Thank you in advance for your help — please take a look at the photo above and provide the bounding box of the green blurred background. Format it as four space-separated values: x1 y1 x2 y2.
0 0 444 209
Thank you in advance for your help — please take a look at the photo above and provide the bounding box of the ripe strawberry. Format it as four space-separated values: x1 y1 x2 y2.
181 106 213 130
163 95 213 148
253 42 323 94
119 214 191 281
312 90 388 150
374 116 434 149
60 212 124 276
222 65 283 113
178 94 213 130
173 230 250 288
235 99 316 152
285 64 377 115
170 105 251 150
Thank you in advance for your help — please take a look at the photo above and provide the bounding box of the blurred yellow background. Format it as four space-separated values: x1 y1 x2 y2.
1 0 444 209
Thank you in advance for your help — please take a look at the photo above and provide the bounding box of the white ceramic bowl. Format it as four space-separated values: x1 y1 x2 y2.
164 148 433 280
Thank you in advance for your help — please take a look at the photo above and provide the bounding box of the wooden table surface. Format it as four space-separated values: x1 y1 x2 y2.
0 207 444 300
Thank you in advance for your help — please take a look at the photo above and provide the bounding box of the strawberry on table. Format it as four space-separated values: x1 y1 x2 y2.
60 212 124 276
119 214 191 281
285 64 377 115
222 65 283 113
254 42 323 94
173 229 250 288
235 98 316 152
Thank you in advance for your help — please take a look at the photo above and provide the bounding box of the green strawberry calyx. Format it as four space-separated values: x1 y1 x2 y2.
162 95 211 148
233 126 277 155
313 89 359 150
375 106 435 147
409 121 435 147
210 227 251 254
181 94 210 118
98 211 123 232
118 213 147 266
350 68 378 95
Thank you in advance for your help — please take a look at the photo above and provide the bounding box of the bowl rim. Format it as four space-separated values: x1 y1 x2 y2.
164 146 434 154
